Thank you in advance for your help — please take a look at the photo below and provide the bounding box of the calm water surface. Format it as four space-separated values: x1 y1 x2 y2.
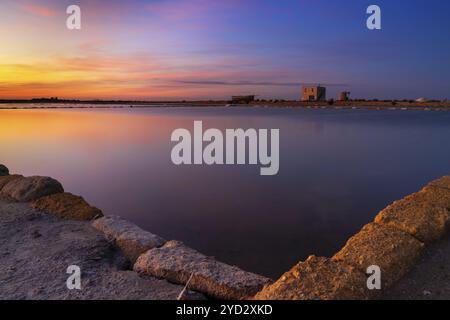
1 105 450 278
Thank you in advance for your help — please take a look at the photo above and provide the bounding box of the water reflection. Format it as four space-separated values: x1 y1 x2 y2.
1 106 450 278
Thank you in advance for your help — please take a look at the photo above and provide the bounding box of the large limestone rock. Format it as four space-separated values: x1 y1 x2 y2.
31 192 103 221
134 240 272 300
332 223 424 287
0 175 23 192
0 164 9 176
375 198 450 243
92 215 166 264
1 176 64 202
254 256 369 300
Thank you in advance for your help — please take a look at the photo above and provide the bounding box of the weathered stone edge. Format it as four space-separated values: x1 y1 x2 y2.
254 176 450 300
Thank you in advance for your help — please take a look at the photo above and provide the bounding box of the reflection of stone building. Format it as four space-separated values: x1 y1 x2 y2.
301 86 326 101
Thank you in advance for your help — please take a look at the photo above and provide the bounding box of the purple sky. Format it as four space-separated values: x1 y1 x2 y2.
1 0 449 100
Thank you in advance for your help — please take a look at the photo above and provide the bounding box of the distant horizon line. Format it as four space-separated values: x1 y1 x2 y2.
0 97 447 103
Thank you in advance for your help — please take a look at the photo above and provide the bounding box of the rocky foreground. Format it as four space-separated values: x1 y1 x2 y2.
1 163 450 300
0 199 200 300
0 164 271 300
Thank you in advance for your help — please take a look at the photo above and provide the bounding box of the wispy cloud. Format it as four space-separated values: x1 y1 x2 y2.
20 3 59 17
172 80 348 87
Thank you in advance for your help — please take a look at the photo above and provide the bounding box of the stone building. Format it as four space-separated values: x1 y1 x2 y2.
302 86 326 102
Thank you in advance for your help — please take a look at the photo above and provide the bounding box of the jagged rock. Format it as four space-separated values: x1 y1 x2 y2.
0 175 23 192
31 192 103 221
133 240 272 300
0 165 9 176
375 198 450 243
92 215 165 264
1 176 64 202
332 223 424 287
254 256 369 300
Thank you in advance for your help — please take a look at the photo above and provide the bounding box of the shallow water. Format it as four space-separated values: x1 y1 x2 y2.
1 105 450 278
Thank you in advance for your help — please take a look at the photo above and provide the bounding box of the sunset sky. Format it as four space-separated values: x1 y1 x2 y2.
1 0 449 100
